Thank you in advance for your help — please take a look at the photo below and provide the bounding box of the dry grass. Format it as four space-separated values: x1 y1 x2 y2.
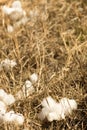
0 0 87 129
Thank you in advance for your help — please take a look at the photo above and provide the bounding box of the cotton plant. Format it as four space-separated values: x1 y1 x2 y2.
30 73 38 83
4 111 24 125
38 96 77 122
2 0 28 32
16 80 34 99
16 73 38 99
59 98 77 116
3 94 15 106
0 101 7 114
7 24 14 33
22 80 35 97
0 89 24 125
0 89 15 106
0 59 17 71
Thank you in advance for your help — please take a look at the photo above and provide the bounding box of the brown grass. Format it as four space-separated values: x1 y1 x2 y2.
0 0 87 129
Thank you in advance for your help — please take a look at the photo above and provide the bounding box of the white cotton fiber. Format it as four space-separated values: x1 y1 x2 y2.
0 89 7 100
38 107 49 121
7 24 14 33
4 111 24 125
0 89 15 106
4 111 16 122
30 73 38 83
69 99 77 110
11 1 22 9
3 94 15 106
39 96 61 121
60 98 77 116
2 0 28 32
15 113 24 125
47 112 59 122
38 96 77 122
2 1 25 20
2 6 15 15
0 59 17 70
22 80 34 97
0 101 7 114
41 96 57 109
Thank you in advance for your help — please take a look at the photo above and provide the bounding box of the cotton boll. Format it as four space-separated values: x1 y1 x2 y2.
4 111 24 125
4 111 16 122
22 80 34 97
11 1 22 9
2 3 26 22
24 80 32 88
47 112 59 122
0 89 7 100
2 0 28 32
7 24 14 33
54 103 65 120
41 96 57 109
0 89 15 106
39 96 77 122
10 60 17 68
38 107 49 121
60 98 72 115
15 113 24 125
30 73 38 83
68 99 77 110
59 98 77 116
46 103 65 122
38 97 53 120
39 96 63 121
0 59 17 70
2 6 15 15
9 9 26 22
3 94 15 106
0 101 7 114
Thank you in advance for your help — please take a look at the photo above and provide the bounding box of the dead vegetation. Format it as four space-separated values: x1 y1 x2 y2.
0 0 87 129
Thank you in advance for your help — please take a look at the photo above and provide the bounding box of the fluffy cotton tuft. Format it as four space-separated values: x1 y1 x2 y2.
30 73 38 83
39 96 65 121
4 111 24 125
11 1 22 9
41 96 57 109
2 6 15 15
0 89 15 106
2 0 28 32
38 96 77 122
0 88 24 125
15 113 24 125
7 24 14 33
4 111 16 122
0 101 7 114
0 89 7 100
3 94 15 106
0 59 17 71
2 1 25 20
59 98 77 116
22 80 34 97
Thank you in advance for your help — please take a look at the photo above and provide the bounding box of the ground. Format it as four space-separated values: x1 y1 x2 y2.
0 0 87 130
